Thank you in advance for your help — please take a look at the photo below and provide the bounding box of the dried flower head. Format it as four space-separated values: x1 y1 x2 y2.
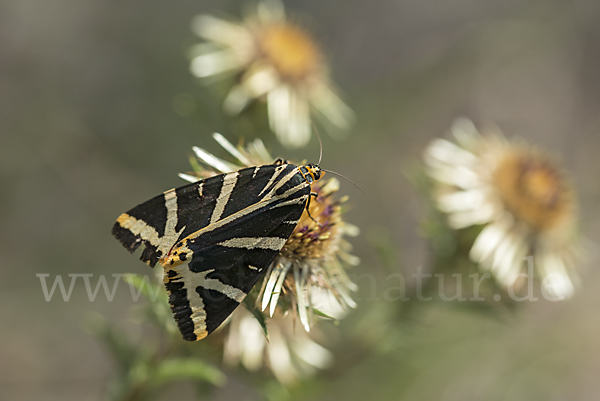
424 118 584 299
189 0 355 148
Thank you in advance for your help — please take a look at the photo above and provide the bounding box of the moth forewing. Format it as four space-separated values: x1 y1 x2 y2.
112 162 322 341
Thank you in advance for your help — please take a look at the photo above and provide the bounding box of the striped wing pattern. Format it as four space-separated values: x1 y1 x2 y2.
112 163 310 340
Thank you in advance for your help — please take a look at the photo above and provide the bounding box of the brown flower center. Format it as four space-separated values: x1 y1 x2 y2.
280 183 341 260
493 153 572 231
257 23 321 81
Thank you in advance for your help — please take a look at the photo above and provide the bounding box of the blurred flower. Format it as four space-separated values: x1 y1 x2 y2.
189 0 355 148
181 133 358 382
424 118 584 299
223 308 333 386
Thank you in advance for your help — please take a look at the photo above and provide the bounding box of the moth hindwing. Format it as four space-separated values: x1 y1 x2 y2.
112 162 323 341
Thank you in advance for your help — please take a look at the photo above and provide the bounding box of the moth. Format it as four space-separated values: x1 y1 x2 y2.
112 159 323 341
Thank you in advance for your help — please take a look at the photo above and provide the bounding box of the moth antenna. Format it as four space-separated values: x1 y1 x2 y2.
311 121 323 165
322 169 365 194
306 192 324 228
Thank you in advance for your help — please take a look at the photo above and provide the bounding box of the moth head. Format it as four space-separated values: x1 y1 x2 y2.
301 163 324 183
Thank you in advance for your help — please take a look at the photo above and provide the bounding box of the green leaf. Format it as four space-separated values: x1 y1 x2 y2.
124 274 164 302
124 274 181 339
366 224 401 273
151 358 226 387
312 308 336 321
188 154 203 174
83 312 138 370
243 297 269 341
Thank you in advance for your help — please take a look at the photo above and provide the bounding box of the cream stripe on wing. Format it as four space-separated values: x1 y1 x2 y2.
116 213 161 246
264 167 304 198
210 171 239 224
193 269 247 303
116 190 185 256
187 192 298 238
167 174 309 256
275 181 309 200
258 165 286 197
158 189 183 255
218 237 287 250
168 264 208 340
272 195 308 209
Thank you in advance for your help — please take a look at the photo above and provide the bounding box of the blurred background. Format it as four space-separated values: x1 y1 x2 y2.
2 0 600 399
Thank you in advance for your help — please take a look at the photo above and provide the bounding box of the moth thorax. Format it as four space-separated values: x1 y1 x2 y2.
299 164 324 184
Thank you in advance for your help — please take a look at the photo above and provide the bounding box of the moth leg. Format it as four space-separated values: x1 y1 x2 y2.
273 158 289 165
305 192 323 227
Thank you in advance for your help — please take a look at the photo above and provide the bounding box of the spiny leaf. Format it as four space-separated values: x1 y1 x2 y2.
312 308 336 321
243 297 269 341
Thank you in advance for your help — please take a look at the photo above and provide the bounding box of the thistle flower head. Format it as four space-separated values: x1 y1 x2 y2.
189 0 355 148
491 149 573 232
424 118 584 299
256 22 321 82
223 308 334 386
181 134 358 323
180 133 358 382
